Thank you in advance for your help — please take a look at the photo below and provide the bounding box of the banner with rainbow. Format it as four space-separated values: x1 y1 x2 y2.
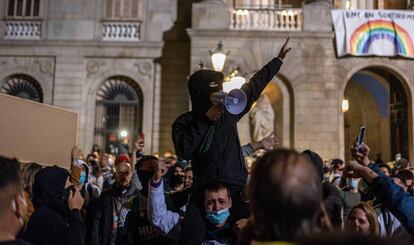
332 10 414 58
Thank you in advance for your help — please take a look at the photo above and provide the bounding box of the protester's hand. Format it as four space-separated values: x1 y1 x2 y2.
68 186 84 210
71 146 82 160
277 37 292 60
346 160 365 177
206 104 224 122
233 219 249 235
134 134 145 152
350 143 371 166
153 161 168 183
259 133 281 151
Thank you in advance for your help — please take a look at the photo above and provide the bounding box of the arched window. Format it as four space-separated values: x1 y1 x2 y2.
1 74 43 102
94 76 143 154
104 0 142 20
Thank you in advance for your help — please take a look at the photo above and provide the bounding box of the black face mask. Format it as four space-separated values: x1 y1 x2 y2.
137 170 153 196
171 174 185 187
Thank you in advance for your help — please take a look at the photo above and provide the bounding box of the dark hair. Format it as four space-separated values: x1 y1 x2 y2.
390 174 406 187
22 162 42 197
203 181 231 199
249 149 322 242
0 156 22 214
331 158 344 170
89 160 101 177
302 149 324 181
397 169 414 181
135 155 158 170
378 163 391 173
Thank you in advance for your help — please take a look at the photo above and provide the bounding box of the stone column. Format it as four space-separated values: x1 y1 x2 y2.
303 0 333 32
192 0 230 30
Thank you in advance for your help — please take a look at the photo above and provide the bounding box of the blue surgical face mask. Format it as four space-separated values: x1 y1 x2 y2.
347 178 359 190
80 172 87 185
205 208 230 225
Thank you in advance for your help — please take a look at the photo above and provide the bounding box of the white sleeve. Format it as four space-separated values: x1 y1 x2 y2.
147 179 180 236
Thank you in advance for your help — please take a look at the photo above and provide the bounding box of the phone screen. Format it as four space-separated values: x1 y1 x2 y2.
357 126 366 148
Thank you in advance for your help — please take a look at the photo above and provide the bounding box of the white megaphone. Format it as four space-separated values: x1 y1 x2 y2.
210 89 247 115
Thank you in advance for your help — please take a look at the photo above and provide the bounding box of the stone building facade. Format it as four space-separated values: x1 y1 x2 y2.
1 0 414 161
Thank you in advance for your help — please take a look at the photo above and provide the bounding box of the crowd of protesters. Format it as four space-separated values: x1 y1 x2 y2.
2 38 414 245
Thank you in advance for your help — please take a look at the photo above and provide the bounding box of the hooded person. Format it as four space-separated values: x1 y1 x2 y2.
24 166 85 245
173 39 291 245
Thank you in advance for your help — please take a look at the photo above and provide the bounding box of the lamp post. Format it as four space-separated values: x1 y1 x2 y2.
209 41 228 72
342 99 349 113
205 41 246 92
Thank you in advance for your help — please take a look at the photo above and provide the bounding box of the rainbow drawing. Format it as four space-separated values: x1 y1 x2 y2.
350 19 414 57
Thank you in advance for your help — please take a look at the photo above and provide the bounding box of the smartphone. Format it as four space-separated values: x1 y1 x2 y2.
356 126 366 150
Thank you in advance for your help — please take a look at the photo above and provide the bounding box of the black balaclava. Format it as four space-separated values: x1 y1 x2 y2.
188 70 224 115
135 155 159 197
32 166 71 216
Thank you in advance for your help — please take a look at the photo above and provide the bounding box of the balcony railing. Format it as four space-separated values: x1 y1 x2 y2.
4 20 42 40
102 21 141 41
230 8 303 31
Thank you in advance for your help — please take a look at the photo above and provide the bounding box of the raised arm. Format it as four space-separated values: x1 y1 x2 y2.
148 161 181 237
238 38 291 119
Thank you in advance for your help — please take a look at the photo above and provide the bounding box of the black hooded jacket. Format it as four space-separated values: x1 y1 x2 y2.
172 58 283 188
24 166 85 245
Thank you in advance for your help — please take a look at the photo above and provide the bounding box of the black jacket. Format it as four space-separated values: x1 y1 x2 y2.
172 58 283 188
89 183 139 245
25 166 85 245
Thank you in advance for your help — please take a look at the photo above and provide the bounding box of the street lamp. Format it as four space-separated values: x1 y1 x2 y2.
205 41 246 91
342 99 349 112
209 41 228 72
223 67 246 92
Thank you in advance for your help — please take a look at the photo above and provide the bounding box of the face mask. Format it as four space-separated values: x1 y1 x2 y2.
80 172 87 185
172 174 185 186
205 208 230 225
137 170 153 196
347 178 359 190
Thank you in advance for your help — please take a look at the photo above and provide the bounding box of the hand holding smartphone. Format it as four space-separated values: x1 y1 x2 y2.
135 132 145 151
356 126 366 150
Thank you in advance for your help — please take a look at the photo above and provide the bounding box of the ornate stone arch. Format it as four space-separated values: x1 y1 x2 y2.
338 61 414 161
0 73 43 102
83 67 154 154
0 68 53 104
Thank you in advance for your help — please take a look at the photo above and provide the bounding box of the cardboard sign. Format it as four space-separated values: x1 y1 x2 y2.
0 93 78 168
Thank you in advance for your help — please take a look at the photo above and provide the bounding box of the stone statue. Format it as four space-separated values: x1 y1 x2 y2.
250 94 275 143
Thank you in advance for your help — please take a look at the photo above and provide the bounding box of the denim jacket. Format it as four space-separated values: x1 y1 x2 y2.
368 163 414 236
